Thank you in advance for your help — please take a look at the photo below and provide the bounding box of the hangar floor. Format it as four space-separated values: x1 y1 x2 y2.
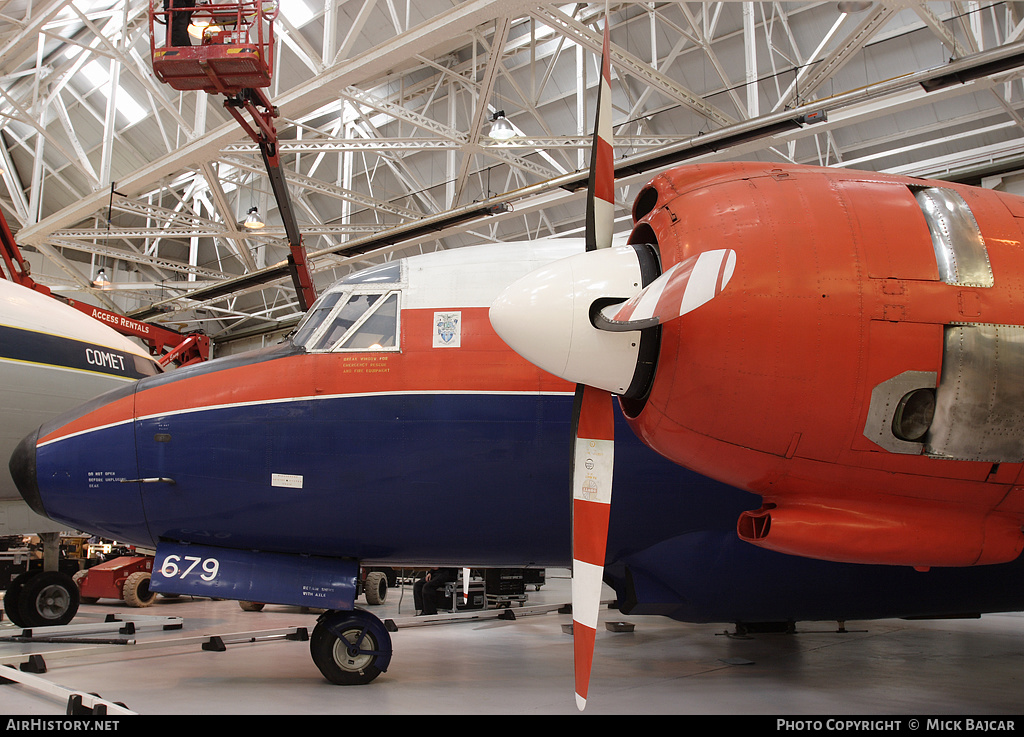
0 568 1021 716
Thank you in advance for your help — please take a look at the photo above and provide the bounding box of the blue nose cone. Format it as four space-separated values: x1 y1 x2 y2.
10 427 44 517
11 415 155 548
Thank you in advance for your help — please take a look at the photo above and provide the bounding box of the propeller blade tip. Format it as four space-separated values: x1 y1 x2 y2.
575 693 588 711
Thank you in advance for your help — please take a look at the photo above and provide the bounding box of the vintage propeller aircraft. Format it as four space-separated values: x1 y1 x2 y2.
0 277 161 626
9 26 1024 711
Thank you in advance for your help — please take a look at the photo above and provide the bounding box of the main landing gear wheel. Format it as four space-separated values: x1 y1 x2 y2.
310 609 392 685
2 574 27 625
5 570 80 627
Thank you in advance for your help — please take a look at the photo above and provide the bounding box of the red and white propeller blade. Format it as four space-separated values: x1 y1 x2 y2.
489 19 738 713
584 22 614 254
596 248 737 332
572 20 615 712
570 384 614 711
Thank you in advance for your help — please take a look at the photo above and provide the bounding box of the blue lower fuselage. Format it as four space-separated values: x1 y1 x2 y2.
20 342 1024 624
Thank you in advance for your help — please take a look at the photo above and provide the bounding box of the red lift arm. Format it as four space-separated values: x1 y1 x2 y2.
0 209 47 295
150 0 317 312
0 208 209 367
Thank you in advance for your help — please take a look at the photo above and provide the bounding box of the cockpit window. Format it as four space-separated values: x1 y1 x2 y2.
291 291 343 347
338 292 398 350
293 260 403 353
294 289 400 353
308 293 383 351
340 262 401 285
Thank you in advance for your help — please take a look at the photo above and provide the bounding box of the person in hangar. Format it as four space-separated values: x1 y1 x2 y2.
414 568 459 616
164 0 196 47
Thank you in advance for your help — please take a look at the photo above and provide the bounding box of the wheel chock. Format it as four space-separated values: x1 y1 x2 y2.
202 636 227 652
20 655 47 673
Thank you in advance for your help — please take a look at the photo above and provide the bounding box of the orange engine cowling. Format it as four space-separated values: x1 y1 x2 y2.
737 500 1024 569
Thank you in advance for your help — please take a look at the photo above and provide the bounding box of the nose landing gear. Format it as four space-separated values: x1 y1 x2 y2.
310 608 393 685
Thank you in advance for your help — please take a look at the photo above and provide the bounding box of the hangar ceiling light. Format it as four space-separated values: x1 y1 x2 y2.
488 111 516 140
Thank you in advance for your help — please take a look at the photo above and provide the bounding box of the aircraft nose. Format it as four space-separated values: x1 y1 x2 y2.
489 245 649 395
7 390 155 547
10 428 44 518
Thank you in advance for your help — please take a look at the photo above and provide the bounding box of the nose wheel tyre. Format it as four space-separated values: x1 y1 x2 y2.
310 609 392 685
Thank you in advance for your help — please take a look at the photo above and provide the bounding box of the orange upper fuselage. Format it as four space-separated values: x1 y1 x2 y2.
626 162 1024 568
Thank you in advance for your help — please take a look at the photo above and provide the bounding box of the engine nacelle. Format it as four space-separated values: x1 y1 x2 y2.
737 500 1024 569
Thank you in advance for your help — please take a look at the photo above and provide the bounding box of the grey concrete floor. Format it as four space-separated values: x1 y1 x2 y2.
0 569 1021 716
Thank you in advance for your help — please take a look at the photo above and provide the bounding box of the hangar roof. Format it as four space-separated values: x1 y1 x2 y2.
2 0 1023 347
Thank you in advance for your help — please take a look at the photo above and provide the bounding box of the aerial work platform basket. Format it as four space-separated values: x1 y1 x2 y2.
148 0 317 312
150 0 277 95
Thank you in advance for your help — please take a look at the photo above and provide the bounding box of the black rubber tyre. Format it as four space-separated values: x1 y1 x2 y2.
310 610 392 685
15 570 80 627
3 572 28 626
364 571 387 605
122 571 156 607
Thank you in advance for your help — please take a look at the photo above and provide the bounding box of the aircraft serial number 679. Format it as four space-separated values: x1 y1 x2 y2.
157 554 220 582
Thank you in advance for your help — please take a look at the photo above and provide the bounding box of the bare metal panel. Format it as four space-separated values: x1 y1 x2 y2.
913 188 993 288
926 324 1024 462
863 370 937 454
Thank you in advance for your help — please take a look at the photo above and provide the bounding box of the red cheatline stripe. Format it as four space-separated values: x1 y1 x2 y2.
573 498 611 566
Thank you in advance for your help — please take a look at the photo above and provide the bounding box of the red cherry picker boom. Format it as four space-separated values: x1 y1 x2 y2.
150 0 317 311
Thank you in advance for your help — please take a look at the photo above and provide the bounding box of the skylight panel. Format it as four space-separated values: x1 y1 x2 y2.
285 0 315 28
81 60 147 125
